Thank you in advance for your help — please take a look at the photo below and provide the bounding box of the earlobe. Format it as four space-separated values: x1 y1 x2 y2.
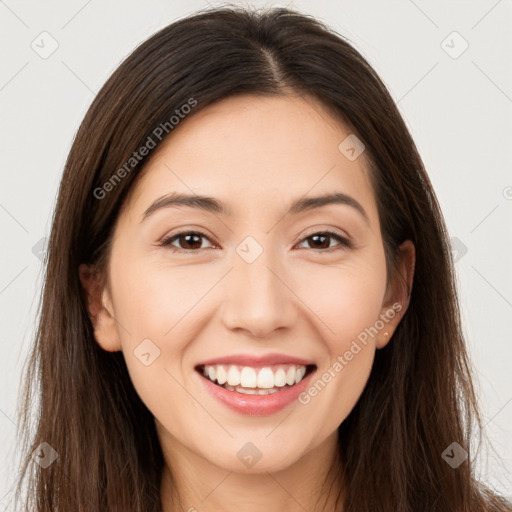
375 320 396 350
78 263 121 352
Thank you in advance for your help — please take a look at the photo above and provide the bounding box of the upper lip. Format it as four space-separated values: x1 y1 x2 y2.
196 353 316 367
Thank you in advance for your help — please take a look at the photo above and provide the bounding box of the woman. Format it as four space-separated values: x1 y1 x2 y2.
13 6 511 512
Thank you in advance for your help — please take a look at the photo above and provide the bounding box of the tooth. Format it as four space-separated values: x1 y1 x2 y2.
240 367 257 388
295 366 306 384
257 367 275 388
235 385 257 395
285 366 296 385
268 388 279 394
257 389 270 395
274 368 287 387
227 365 241 386
216 365 227 385
203 363 310 388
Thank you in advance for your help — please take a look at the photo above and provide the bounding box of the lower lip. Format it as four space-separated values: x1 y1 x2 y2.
196 368 316 416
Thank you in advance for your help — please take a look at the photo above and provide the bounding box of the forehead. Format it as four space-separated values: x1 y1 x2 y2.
122 94 377 222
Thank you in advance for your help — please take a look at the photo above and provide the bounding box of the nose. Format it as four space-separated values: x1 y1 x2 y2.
220 244 298 338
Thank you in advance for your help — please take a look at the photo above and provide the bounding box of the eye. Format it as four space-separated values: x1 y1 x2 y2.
161 231 216 252
160 229 352 253
296 230 353 252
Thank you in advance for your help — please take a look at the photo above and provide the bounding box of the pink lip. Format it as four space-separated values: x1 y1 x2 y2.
195 366 316 416
197 353 315 367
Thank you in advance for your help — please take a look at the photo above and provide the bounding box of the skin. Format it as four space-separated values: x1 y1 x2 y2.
80 93 415 512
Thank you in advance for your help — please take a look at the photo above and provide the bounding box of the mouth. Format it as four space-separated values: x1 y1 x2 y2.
194 363 317 395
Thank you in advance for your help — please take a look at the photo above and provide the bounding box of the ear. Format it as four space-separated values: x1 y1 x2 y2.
376 240 415 349
78 263 122 352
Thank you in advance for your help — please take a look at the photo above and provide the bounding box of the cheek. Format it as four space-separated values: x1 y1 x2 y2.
295 252 388 350
108 254 207 420
294 252 387 422
110 251 211 345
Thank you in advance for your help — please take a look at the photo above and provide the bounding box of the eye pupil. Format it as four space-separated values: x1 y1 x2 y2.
180 233 202 249
309 233 329 249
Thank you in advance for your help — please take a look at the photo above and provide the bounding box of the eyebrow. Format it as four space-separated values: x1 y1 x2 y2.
141 191 369 224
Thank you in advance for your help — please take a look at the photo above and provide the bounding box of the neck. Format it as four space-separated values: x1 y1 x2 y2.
159 431 344 512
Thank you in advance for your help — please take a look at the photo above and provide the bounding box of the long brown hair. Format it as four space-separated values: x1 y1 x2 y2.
13 6 511 511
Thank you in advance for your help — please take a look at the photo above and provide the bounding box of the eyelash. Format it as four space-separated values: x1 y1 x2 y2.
160 229 353 253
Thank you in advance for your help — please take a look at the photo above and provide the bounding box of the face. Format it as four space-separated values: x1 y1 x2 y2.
80 93 413 475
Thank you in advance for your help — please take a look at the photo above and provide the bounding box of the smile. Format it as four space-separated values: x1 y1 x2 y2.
198 363 312 394
194 359 317 416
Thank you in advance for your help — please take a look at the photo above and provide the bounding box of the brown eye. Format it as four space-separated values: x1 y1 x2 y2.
297 231 352 251
160 229 352 254
161 231 214 252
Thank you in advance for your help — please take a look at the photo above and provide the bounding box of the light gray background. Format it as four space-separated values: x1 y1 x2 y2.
1 0 511 507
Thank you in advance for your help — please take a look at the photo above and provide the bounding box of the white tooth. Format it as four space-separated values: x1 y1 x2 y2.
227 365 241 386
216 365 227 385
235 386 258 395
257 367 275 388
274 368 287 387
240 367 257 388
207 363 308 388
286 366 296 385
224 384 235 391
268 388 279 394
257 389 270 395
295 366 307 384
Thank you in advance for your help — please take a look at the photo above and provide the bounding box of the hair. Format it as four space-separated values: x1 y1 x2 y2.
12 5 511 512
